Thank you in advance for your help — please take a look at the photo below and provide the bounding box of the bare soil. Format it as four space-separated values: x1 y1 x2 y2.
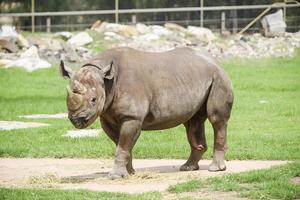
0 121 49 131
0 158 286 194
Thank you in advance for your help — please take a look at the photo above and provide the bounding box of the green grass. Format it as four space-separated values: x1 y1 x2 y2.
168 161 300 200
0 49 300 199
168 180 203 193
0 188 161 200
0 51 300 160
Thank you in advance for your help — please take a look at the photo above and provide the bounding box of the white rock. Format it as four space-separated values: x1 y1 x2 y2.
150 25 172 36
0 25 18 37
0 59 13 66
164 23 187 33
187 26 216 42
136 23 150 34
5 57 51 72
68 32 93 46
104 32 124 40
21 46 39 58
17 34 29 48
55 31 73 40
63 129 100 138
138 33 160 42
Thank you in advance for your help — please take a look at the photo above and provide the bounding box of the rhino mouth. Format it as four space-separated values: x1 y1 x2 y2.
68 112 99 129
69 115 90 129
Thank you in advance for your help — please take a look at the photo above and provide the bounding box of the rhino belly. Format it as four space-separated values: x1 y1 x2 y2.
141 88 210 130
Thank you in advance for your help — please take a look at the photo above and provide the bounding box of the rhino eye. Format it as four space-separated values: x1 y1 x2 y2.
91 97 97 103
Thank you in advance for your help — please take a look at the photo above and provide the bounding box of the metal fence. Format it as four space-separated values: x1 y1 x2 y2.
1 2 300 33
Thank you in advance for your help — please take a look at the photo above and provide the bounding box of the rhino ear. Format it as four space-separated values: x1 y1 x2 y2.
102 61 114 80
59 60 73 79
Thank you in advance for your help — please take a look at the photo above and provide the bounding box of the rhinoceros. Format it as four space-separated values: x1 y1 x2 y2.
60 47 233 179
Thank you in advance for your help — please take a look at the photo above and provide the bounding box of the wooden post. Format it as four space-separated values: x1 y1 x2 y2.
31 0 35 32
283 0 287 22
200 0 204 27
221 11 226 34
46 17 51 33
131 14 136 24
115 0 119 23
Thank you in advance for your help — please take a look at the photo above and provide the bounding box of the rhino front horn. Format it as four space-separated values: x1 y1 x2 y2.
66 86 83 111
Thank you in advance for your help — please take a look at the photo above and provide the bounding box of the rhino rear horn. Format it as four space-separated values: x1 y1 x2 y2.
60 60 73 79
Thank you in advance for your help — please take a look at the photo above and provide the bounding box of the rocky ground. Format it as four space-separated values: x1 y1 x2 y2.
0 22 300 71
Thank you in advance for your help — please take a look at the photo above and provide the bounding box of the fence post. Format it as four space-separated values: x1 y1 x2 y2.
46 17 51 33
283 0 287 21
131 14 136 24
115 0 119 23
31 0 35 32
200 0 204 27
221 11 226 34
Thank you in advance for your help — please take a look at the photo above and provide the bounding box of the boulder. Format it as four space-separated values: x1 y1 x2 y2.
67 32 93 46
261 9 286 37
0 37 19 53
136 23 150 34
21 46 39 58
0 59 13 66
55 32 73 40
0 25 18 37
164 23 187 33
16 34 29 48
62 43 80 62
187 26 216 42
104 32 125 40
138 33 160 42
5 57 51 72
150 25 172 36
91 20 102 30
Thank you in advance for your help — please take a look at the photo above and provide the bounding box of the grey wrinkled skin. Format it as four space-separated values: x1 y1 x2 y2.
60 47 234 179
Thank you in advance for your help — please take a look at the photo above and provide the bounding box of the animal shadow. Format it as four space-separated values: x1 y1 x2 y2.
60 164 209 183
137 164 209 173
60 172 108 183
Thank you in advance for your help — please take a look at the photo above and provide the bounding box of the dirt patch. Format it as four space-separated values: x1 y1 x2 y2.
0 158 287 193
0 121 49 131
19 113 67 119
63 129 102 138
291 177 300 185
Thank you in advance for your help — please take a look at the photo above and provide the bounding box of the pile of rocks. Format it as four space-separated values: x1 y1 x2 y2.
0 26 93 71
92 21 300 59
1 22 299 72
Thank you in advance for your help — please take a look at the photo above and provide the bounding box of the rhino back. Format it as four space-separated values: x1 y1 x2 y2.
105 47 226 130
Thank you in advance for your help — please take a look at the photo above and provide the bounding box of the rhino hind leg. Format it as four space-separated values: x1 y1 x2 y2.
206 79 233 172
180 109 207 171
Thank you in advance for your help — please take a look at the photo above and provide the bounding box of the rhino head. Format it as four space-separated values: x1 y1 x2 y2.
60 60 114 129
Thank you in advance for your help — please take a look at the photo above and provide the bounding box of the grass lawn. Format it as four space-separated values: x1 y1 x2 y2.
168 161 300 200
0 188 161 200
0 49 299 199
0 51 299 160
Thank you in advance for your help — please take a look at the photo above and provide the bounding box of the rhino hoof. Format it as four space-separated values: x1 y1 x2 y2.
179 163 199 171
108 168 129 180
208 161 226 172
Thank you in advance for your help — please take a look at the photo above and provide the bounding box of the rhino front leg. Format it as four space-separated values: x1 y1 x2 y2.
101 119 135 175
109 120 141 180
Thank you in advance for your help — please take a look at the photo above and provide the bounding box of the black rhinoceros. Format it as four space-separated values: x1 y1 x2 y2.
60 47 234 179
